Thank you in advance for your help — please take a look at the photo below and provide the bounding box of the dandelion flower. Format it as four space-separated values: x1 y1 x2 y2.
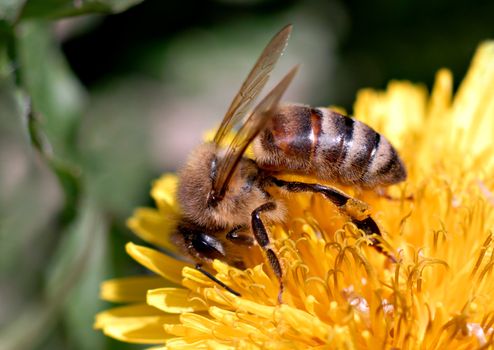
95 42 494 349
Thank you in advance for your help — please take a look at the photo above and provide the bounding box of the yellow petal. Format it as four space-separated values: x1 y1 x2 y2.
208 306 271 339
165 338 234 350
274 304 329 341
163 323 203 337
354 80 427 148
151 174 179 212
96 304 180 344
102 318 174 344
100 276 169 303
126 242 192 285
179 313 218 333
95 303 167 328
127 208 181 254
428 68 453 119
452 42 494 158
147 288 209 313
181 266 220 293
228 295 276 319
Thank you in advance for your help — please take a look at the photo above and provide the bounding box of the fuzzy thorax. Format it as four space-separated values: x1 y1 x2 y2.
177 142 284 230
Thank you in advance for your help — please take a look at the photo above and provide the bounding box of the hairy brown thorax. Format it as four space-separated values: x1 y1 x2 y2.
177 142 284 231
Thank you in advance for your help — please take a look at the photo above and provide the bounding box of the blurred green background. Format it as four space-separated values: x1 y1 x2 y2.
0 0 493 349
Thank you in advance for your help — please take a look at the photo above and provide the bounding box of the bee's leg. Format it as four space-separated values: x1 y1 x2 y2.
270 177 396 262
195 264 241 297
251 202 284 303
226 225 255 246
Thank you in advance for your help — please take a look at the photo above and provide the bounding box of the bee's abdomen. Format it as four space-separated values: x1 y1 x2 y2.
255 105 406 187
317 107 407 186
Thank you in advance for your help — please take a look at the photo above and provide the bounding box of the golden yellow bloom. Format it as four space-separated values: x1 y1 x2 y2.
95 42 494 349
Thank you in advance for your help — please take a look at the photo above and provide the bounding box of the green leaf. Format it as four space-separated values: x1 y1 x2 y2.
20 0 144 19
0 65 48 275
47 197 109 350
0 21 15 76
0 196 106 350
16 20 85 159
80 80 154 217
0 0 26 23
15 20 84 222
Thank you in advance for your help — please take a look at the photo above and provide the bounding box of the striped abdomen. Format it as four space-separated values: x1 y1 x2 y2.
253 104 406 187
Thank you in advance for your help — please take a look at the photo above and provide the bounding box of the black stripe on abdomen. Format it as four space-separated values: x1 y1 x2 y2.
354 127 381 179
337 116 355 165
376 145 398 176
319 111 353 164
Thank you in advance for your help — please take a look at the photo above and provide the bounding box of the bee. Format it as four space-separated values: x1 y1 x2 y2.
172 25 406 301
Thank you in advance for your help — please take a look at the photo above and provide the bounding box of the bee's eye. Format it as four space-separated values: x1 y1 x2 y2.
192 233 226 259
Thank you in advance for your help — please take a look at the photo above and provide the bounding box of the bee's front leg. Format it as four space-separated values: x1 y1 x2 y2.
194 264 241 297
250 202 284 303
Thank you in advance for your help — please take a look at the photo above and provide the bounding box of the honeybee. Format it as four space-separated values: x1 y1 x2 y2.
172 25 406 300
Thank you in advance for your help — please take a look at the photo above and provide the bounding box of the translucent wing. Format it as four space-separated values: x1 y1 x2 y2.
211 65 299 201
213 25 292 145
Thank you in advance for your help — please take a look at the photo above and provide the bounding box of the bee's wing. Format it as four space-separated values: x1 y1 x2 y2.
213 25 292 145
212 65 299 200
